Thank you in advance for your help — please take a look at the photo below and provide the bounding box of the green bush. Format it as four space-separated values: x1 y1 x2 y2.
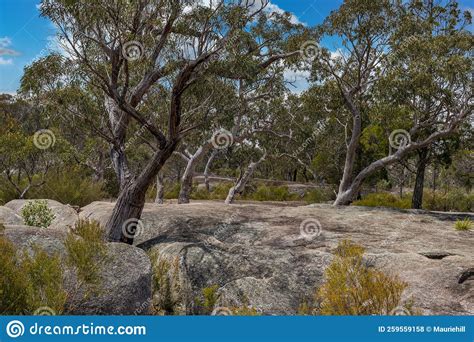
0 236 66 315
317 240 412 315
164 183 181 200
423 189 472 212
21 200 56 228
194 285 220 315
246 185 299 202
454 218 472 231
352 193 411 209
303 188 336 204
149 251 183 315
30 168 106 207
64 219 108 294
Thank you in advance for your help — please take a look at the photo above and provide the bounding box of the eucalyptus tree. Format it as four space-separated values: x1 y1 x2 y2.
41 0 304 242
311 0 472 205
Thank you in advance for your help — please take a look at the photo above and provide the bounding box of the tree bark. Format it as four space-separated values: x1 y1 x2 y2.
106 142 177 244
337 111 362 197
411 147 429 209
204 149 218 192
225 153 266 204
105 96 131 190
155 172 164 204
178 146 206 204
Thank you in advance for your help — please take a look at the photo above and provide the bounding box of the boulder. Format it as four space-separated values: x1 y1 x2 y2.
3 225 152 315
5 199 79 230
81 201 474 315
0 206 24 225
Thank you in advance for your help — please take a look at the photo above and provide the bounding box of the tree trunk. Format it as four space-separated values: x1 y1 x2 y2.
337 112 362 198
204 149 218 192
178 146 205 204
225 153 266 204
106 142 177 244
155 172 164 204
411 147 429 209
105 96 130 190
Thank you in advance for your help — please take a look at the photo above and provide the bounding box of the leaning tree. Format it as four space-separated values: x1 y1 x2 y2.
311 0 472 205
41 0 304 243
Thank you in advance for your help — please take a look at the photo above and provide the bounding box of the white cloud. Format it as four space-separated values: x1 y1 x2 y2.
284 68 310 94
0 57 13 65
0 37 20 66
266 2 304 25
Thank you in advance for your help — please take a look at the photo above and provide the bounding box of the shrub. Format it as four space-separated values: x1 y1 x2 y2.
64 220 108 295
149 251 183 315
30 168 107 207
352 193 411 209
164 183 181 200
423 189 472 212
0 236 66 315
21 200 56 228
194 285 220 315
454 218 472 231
247 185 299 202
209 182 234 200
317 240 411 315
303 188 336 204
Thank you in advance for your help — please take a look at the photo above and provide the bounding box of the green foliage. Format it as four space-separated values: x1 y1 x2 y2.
164 183 181 200
149 251 183 315
21 200 56 228
0 236 66 315
317 240 410 315
231 303 261 316
303 188 336 203
454 218 472 231
194 285 220 315
352 193 411 209
64 220 107 294
246 185 299 202
30 167 106 207
423 189 473 212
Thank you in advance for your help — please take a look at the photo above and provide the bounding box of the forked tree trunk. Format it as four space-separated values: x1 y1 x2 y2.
155 172 164 204
106 142 177 244
204 149 218 192
225 154 266 204
411 147 429 209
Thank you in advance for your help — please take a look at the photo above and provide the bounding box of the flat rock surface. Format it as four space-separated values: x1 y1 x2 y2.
81 201 474 315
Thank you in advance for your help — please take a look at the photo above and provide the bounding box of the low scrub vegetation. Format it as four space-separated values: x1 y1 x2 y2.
65 220 108 296
21 200 56 228
315 240 414 315
353 190 472 212
454 218 472 231
0 236 67 315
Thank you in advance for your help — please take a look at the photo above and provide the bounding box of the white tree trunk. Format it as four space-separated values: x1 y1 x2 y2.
225 153 267 204
204 149 218 192
178 146 205 204
155 172 164 204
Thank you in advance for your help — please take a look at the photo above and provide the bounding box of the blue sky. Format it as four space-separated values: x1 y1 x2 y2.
0 0 472 94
